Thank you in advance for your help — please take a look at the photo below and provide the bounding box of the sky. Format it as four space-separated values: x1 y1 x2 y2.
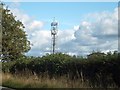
4 2 118 56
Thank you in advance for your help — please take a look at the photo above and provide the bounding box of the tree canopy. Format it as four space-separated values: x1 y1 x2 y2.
0 3 31 62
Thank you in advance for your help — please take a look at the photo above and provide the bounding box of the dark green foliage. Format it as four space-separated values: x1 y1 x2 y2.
2 51 120 88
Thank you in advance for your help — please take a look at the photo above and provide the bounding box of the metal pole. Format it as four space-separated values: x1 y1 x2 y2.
53 34 55 54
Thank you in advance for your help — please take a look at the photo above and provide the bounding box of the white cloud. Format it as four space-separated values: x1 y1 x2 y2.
56 7 118 56
73 25 79 30
11 8 31 24
10 4 118 56
88 9 118 37
29 20 43 30
74 21 98 46
72 8 118 55
30 30 51 49
57 30 75 45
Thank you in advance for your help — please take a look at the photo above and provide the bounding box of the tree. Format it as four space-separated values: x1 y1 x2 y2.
87 51 106 60
0 3 31 62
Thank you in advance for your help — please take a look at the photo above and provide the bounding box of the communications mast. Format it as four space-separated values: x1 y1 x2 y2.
51 17 58 54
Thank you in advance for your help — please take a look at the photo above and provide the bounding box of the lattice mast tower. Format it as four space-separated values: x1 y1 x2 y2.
51 18 58 54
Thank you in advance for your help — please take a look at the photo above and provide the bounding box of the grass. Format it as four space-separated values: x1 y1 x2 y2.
0 72 2 86
2 72 90 88
2 72 118 88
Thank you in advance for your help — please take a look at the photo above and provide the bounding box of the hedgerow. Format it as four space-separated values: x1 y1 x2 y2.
2 51 120 88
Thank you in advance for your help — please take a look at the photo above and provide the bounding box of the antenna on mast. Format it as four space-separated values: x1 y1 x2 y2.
51 17 58 54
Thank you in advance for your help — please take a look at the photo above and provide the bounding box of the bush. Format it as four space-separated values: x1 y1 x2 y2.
2 51 120 88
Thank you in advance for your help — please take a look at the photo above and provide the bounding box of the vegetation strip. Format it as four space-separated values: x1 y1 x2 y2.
2 52 120 88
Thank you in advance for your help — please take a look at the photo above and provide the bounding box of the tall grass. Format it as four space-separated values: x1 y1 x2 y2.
0 72 2 86
2 72 90 88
